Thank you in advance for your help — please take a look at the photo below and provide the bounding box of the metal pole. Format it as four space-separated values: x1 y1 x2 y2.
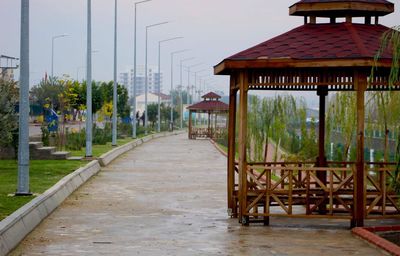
17 0 30 195
133 3 137 138
170 53 174 128
170 50 188 128
145 28 148 135
157 41 161 132
132 0 152 139
180 61 183 129
51 37 54 77
179 57 194 129
144 21 168 135
112 0 118 146
85 0 93 157
157 38 183 132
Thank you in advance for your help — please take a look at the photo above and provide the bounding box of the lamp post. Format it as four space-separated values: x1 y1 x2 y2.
17 0 30 195
51 34 68 78
145 21 168 135
133 0 152 139
170 49 188 128
112 0 118 146
186 63 203 104
179 57 195 129
193 69 208 103
85 0 93 157
76 50 99 81
157 37 183 132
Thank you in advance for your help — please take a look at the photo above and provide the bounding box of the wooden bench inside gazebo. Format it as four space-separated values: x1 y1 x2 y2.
215 0 400 227
187 92 229 140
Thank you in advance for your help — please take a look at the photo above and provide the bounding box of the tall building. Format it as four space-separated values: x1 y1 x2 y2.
119 65 163 98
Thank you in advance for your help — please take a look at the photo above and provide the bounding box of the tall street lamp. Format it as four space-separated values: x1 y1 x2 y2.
186 63 203 104
179 57 195 129
157 37 183 132
112 0 118 146
17 0 30 195
145 21 168 135
76 50 99 81
193 69 208 103
85 0 93 157
170 49 189 128
51 34 68 78
133 0 152 139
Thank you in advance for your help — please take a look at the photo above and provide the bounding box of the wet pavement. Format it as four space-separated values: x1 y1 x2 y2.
10 133 383 255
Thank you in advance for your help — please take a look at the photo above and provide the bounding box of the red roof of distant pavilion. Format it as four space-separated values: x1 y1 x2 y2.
188 92 228 112
227 23 392 61
187 101 229 112
202 92 221 99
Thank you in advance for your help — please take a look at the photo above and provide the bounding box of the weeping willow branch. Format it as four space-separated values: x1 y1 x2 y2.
374 25 400 87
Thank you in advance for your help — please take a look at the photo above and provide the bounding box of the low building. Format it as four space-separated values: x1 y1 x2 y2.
135 92 171 115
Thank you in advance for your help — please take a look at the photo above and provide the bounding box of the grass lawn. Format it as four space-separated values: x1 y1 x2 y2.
69 138 136 157
0 160 84 221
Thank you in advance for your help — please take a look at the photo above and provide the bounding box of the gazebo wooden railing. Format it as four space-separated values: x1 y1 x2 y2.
189 127 226 140
230 161 400 224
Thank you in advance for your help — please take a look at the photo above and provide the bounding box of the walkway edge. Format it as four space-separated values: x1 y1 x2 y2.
0 130 185 256
0 160 101 256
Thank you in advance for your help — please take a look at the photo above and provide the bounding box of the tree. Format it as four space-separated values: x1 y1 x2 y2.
0 79 18 147
147 103 158 128
327 92 357 161
30 78 65 111
374 25 400 191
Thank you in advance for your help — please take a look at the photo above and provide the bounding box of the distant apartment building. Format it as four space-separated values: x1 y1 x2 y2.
119 65 163 98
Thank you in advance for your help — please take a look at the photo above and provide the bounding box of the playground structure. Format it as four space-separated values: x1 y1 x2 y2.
215 0 400 227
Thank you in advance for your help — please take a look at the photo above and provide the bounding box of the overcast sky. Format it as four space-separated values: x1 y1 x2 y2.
1 0 399 96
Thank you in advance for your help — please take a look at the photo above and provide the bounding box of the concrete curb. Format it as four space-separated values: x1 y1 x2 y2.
0 130 185 256
0 160 101 256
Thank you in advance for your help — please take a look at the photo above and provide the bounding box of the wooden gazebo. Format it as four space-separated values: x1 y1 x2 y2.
187 92 229 139
215 0 400 227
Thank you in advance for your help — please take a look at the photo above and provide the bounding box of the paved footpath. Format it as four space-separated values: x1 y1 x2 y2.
11 134 382 256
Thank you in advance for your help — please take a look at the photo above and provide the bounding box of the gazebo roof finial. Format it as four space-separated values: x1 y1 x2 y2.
290 0 394 22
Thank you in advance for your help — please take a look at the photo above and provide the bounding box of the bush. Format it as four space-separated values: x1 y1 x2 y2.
118 122 132 138
41 125 50 146
93 123 111 145
65 128 85 150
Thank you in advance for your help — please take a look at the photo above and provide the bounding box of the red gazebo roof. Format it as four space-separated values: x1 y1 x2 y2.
228 23 392 61
202 92 222 99
187 100 229 112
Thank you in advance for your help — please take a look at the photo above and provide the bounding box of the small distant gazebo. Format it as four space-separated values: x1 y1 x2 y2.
215 0 399 227
187 92 229 139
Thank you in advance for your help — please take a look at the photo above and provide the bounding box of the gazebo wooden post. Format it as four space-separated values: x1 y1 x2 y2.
228 76 238 217
316 87 328 213
214 113 218 138
208 111 211 137
188 110 193 139
353 70 367 227
238 71 249 225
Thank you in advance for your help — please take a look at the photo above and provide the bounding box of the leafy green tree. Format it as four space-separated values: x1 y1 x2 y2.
327 92 357 161
30 78 65 111
147 103 158 128
0 79 18 147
